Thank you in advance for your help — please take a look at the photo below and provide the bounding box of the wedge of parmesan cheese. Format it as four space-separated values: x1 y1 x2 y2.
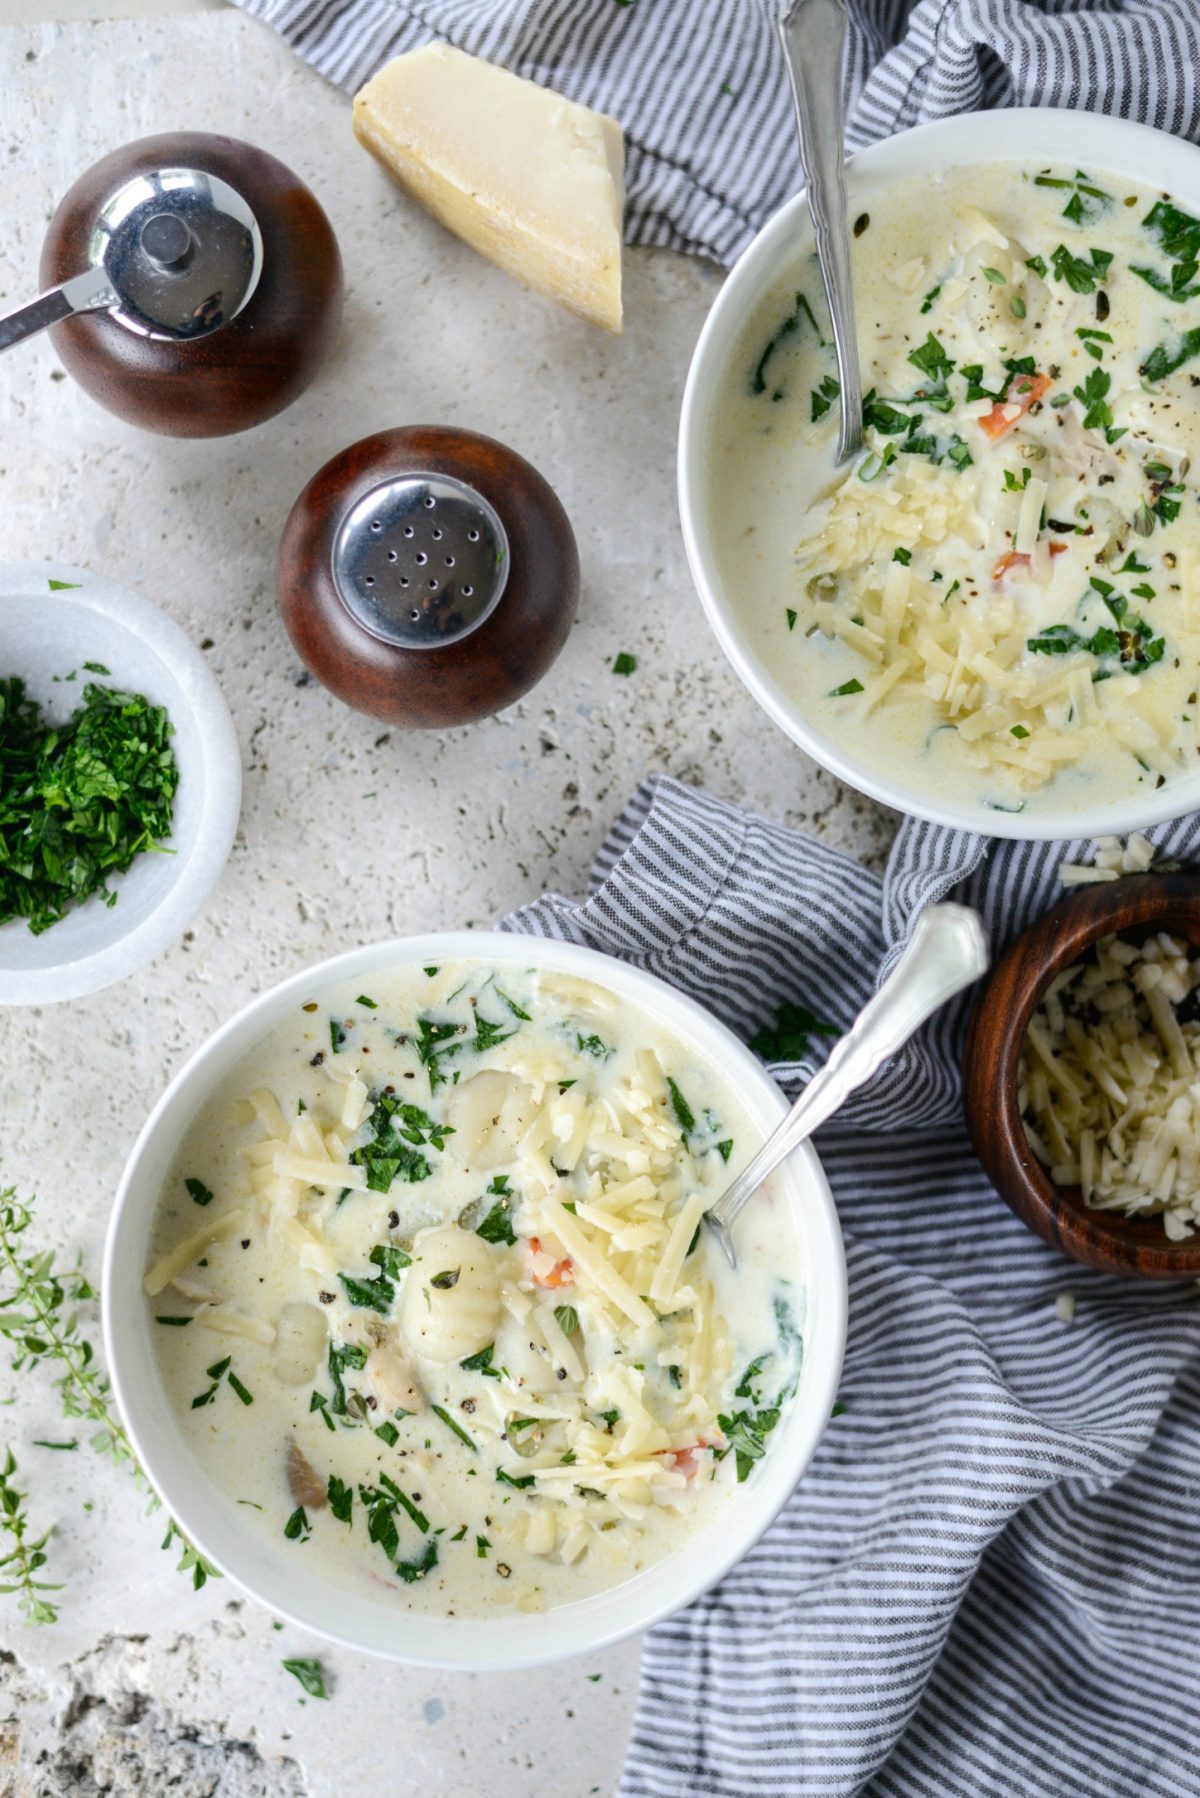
352 43 625 332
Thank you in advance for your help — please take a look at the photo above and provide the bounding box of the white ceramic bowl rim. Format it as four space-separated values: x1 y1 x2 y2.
104 930 848 1670
0 561 241 1003
679 108 1200 841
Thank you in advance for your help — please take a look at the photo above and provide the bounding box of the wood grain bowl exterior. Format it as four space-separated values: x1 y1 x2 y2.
963 873 1200 1280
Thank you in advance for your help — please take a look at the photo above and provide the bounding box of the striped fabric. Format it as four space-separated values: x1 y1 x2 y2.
503 775 1200 1798
227 0 1200 267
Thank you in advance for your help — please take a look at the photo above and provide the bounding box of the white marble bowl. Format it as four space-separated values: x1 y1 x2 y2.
679 108 1200 839
0 562 241 1004
104 931 848 1669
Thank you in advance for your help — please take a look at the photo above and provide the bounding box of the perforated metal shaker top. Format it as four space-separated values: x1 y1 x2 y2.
331 473 510 651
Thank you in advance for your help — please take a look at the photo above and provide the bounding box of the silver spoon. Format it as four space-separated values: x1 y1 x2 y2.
706 904 989 1267
778 0 863 464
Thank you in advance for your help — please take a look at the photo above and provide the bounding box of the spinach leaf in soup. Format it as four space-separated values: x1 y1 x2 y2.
1130 199 1200 302
750 291 823 398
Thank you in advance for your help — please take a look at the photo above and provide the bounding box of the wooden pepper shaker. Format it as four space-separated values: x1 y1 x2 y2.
0 132 342 437
277 427 579 728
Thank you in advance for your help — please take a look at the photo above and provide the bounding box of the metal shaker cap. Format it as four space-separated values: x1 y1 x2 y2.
331 473 510 650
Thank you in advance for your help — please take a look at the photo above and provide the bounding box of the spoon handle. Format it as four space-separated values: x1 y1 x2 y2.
0 269 115 355
778 0 863 464
706 904 989 1266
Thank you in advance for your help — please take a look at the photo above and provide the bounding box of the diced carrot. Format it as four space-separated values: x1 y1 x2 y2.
657 1435 722 1479
528 1235 574 1288
978 372 1052 440
992 541 1068 581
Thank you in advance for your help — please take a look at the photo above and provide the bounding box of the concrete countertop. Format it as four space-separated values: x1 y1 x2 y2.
0 9 893 1792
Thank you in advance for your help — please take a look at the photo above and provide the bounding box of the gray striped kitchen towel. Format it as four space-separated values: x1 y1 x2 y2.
228 0 1200 267
504 774 1200 1798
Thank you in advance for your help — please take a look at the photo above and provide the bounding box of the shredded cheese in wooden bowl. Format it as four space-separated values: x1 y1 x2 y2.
1020 928 1200 1239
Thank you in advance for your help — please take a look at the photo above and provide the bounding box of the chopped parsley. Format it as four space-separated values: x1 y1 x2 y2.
1034 169 1111 225
282 1657 327 1698
184 1177 214 1208
496 1466 536 1490
1076 326 1112 361
460 1343 504 1379
338 1268 396 1314
327 1475 353 1524
829 678 864 697
750 1000 836 1062
907 332 955 385
350 1092 452 1191
1048 244 1113 294
715 1398 783 1482
1027 614 1164 672
474 1189 517 1246
861 392 913 436
395 1538 439 1583
412 1016 464 1092
1071 364 1124 442
495 988 531 1020
327 1340 368 1415
190 1355 251 1410
0 677 179 936
810 373 840 421
474 1013 515 1053
612 652 637 675
432 1404 476 1451
733 1353 770 1402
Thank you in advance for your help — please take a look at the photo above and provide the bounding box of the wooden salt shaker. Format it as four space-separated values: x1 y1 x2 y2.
277 427 579 728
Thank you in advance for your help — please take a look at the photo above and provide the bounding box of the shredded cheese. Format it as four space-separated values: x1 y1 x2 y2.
1020 931 1200 1238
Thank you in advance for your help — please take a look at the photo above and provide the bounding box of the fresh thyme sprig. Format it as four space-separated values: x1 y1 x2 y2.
0 1448 62 1623
0 1194 136 1469
0 1188 220 1612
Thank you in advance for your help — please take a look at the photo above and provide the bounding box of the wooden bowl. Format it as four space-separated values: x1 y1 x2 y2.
41 132 343 438
277 426 578 728
963 872 1200 1280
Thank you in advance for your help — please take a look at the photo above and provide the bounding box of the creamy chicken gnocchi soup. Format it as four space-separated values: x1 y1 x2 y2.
710 164 1200 819
146 961 805 1615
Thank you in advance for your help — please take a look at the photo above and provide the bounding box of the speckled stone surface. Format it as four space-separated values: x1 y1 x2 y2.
0 12 895 1792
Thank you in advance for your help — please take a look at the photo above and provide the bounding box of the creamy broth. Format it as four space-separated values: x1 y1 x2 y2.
710 163 1200 819
146 961 804 1617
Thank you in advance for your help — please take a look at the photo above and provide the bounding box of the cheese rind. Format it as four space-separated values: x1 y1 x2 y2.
353 43 625 332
